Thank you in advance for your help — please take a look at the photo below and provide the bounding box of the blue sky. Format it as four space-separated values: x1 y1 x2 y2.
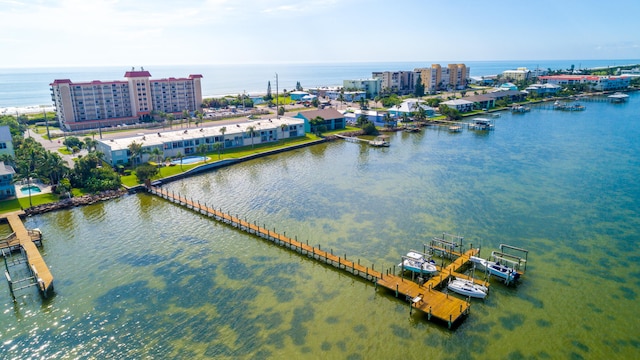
1 0 639 68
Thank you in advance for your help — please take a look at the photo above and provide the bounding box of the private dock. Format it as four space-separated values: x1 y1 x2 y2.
1 212 54 298
147 185 498 328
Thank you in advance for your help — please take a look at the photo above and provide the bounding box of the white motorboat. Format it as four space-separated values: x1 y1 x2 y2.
398 251 438 275
447 277 488 299
470 256 520 283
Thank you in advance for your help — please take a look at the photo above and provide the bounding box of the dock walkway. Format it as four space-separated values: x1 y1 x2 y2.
148 186 491 328
2 213 53 296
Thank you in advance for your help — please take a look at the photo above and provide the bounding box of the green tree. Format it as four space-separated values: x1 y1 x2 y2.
356 115 369 128
264 81 273 101
63 136 83 150
362 122 378 135
167 113 175 129
128 141 143 166
278 106 285 116
414 74 425 97
213 142 223 159
135 163 158 183
309 116 327 136
246 126 256 148
175 151 183 170
280 123 288 143
197 143 208 163
182 109 190 128
148 147 163 168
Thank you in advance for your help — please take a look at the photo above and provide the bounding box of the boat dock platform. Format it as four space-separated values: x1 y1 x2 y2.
147 185 495 328
1 212 53 298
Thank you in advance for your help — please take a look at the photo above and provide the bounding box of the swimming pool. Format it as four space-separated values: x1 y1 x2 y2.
20 185 41 195
170 156 209 165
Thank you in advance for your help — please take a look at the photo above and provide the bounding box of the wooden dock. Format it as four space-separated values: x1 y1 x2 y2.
2 212 53 297
148 186 492 328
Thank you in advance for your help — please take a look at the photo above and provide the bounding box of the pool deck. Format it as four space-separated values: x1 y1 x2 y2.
14 184 52 198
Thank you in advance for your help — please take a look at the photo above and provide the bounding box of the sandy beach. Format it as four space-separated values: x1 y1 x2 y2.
0 104 55 115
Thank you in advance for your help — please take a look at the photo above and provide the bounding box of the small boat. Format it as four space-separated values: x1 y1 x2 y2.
511 105 530 113
370 135 390 147
470 256 520 283
448 125 462 132
447 277 488 299
398 251 438 275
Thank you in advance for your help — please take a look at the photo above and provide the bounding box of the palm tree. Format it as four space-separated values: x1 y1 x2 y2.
246 126 256 148
280 123 287 144
197 143 208 163
195 110 204 127
167 113 175 129
128 141 143 167
175 151 183 171
213 142 223 159
182 109 190 128
149 147 163 168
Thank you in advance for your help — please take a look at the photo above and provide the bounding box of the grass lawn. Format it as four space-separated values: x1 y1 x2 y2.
58 147 72 155
0 193 61 214
121 134 323 186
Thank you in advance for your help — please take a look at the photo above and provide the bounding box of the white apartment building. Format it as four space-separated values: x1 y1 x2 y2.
371 71 417 95
50 69 203 131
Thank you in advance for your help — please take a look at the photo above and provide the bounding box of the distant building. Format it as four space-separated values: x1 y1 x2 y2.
289 91 309 101
372 71 417 95
96 117 304 166
0 125 15 159
525 83 561 96
342 79 381 98
0 162 15 199
415 63 469 92
340 109 385 126
50 69 203 131
538 75 630 91
295 108 346 133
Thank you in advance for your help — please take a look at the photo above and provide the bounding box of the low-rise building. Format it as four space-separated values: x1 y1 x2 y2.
0 162 15 199
295 108 346 133
538 75 630 91
0 126 15 159
340 109 386 126
96 117 305 166
439 99 475 112
386 99 435 117
289 91 309 101
342 79 381 98
525 83 561 96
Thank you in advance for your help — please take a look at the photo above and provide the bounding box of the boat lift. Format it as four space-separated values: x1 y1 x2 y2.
424 233 464 260
493 244 529 272
2 247 39 300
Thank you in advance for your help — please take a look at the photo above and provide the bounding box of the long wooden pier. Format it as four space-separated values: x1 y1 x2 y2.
1 212 53 297
147 185 490 328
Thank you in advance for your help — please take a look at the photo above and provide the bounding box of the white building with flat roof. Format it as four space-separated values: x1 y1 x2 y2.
96 117 305 166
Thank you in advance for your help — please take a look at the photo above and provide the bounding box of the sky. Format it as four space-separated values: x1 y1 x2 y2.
1 0 639 68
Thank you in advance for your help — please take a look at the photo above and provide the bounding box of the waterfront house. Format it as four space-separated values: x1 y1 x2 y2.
340 109 385 126
386 99 435 117
0 161 15 199
342 79 381 98
96 117 305 166
464 95 496 110
439 99 475 112
525 83 561 97
0 126 15 159
485 90 528 103
538 75 630 91
295 108 345 133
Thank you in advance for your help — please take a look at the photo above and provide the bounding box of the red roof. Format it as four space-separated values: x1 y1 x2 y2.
189 74 203 79
50 79 73 85
124 70 152 78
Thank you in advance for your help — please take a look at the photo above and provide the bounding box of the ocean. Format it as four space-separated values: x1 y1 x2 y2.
1 59 639 109
1 93 639 358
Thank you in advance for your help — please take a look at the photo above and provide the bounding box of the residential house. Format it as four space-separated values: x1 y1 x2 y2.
439 99 475 112
464 95 496 110
295 108 345 134
538 75 630 91
386 99 435 117
290 91 309 101
340 109 385 126
0 162 15 199
0 125 15 159
525 83 561 97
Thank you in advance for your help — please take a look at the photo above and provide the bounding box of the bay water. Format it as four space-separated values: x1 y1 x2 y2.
1 94 639 358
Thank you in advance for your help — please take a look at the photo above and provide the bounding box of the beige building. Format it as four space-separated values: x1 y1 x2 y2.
50 69 203 131
415 63 469 92
371 71 417 95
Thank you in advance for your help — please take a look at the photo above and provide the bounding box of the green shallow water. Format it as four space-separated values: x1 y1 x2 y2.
1 95 640 359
